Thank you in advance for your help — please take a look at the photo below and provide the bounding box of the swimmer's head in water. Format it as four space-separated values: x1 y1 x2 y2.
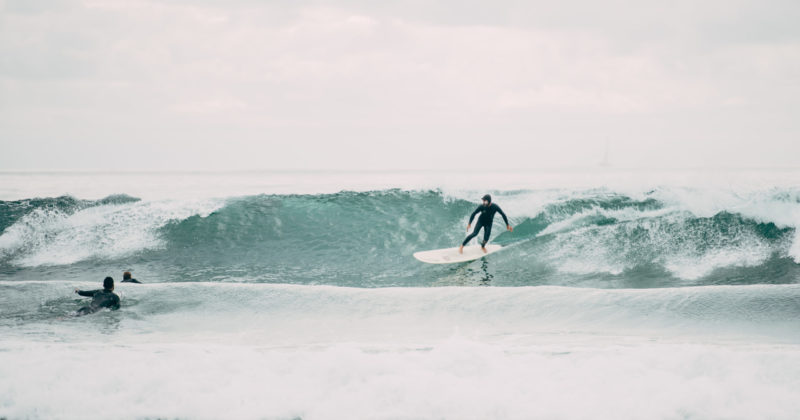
103 277 114 290
123 271 132 280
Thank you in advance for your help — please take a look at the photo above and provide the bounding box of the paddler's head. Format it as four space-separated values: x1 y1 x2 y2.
103 276 114 291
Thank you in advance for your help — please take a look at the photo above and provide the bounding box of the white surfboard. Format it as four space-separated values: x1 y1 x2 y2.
413 244 502 264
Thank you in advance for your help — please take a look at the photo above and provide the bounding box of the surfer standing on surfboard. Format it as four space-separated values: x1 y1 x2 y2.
460 194 513 254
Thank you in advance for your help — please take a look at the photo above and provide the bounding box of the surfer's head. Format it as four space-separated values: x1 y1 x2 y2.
123 271 132 280
103 277 114 291
482 194 492 205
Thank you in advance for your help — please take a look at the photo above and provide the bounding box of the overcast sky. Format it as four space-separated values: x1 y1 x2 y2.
1 0 799 171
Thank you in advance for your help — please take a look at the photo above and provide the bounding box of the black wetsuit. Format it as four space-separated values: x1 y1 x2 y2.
462 203 509 247
76 289 120 315
122 278 142 284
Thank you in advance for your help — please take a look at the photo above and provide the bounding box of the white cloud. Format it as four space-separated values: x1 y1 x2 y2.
1 0 799 170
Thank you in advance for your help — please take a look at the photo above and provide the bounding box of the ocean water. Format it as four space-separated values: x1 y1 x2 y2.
1 170 799 419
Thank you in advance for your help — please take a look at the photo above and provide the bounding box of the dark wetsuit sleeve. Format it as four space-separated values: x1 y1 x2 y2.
77 289 99 297
111 294 121 310
495 204 509 226
468 206 482 224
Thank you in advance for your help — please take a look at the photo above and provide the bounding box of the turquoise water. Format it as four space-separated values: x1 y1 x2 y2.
3 188 799 287
1 171 800 419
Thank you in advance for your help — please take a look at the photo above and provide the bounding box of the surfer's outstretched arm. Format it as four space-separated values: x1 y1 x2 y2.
495 205 513 231
468 206 481 226
75 289 100 297
496 205 509 225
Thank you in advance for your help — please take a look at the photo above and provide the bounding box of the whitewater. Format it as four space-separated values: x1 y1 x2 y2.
1 169 799 420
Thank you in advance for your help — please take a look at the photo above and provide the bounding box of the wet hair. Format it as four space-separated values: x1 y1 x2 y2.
103 277 114 290
123 271 132 280
482 194 492 203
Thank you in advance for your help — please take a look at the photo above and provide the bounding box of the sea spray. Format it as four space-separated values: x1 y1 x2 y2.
2 188 798 287
2 172 800 419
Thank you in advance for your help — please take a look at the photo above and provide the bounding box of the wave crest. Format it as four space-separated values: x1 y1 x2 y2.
1 188 799 287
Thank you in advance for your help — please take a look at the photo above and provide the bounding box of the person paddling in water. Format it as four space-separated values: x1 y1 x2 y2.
460 194 513 254
74 277 121 316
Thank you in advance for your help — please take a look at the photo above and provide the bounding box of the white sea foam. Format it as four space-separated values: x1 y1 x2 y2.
2 169 799 420
1 330 798 419
18 283 793 344
0 198 224 267
536 205 676 237
445 183 800 275
791 231 800 264
495 187 797 280
648 187 800 261
664 242 773 280
2 170 800 278
2 283 799 419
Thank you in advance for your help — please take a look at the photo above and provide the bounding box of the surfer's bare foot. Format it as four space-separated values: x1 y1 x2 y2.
459 245 464 254
481 247 487 253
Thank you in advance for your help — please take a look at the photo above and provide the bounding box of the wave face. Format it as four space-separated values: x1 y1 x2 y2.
1 187 799 287
2 281 799 420
3 174 800 420
3 282 799 341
